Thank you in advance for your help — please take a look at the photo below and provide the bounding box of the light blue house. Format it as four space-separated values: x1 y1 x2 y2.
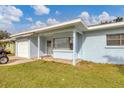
11 19 124 65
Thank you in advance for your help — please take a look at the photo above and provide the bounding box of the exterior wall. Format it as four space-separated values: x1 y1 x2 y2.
53 50 73 59
78 27 124 64
40 37 46 55
30 36 38 58
50 32 73 59
30 36 46 58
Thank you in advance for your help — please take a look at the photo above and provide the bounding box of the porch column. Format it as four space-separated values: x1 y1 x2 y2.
38 35 40 59
15 41 18 57
73 30 77 66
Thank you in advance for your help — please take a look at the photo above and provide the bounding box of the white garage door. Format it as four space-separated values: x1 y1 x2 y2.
17 40 29 58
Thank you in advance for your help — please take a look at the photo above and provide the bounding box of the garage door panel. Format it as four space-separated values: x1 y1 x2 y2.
17 40 29 58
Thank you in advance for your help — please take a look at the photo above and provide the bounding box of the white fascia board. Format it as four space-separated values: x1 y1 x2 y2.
11 33 34 40
87 22 124 31
80 20 88 30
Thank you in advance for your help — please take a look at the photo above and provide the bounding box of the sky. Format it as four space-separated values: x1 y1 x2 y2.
0 5 124 34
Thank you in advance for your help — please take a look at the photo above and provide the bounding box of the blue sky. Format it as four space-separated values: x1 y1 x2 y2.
0 5 124 34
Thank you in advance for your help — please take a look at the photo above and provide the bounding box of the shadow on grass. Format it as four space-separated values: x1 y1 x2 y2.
116 65 124 75
77 60 124 76
103 55 124 75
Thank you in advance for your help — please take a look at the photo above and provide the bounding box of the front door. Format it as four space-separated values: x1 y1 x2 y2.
47 40 52 55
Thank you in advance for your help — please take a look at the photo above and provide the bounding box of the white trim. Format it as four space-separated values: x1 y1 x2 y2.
72 30 77 66
105 46 124 49
88 22 124 31
15 41 18 56
28 39 31 58
37 35 40 59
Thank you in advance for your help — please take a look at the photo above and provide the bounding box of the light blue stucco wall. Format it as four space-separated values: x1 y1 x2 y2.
53 50 73 59
30 36 46 58
78 27 124 64
30 36 38 58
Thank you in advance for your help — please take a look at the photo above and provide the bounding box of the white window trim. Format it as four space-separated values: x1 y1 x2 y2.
105 46 124 49
106 33 124 46
53 37 73 50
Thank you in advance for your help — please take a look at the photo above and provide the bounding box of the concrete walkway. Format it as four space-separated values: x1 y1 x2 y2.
0 56 36 66
0 56 75 66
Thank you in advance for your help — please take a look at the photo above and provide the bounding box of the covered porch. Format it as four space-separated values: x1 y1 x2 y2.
35 27 82 65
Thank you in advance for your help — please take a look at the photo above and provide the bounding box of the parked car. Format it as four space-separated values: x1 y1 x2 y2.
0 46 9 64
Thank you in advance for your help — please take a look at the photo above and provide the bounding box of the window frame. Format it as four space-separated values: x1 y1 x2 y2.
53 37 73 50
106 34 124 46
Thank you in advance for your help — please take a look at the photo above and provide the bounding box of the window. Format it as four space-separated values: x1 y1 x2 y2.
53 37 73 50
107 34 124 46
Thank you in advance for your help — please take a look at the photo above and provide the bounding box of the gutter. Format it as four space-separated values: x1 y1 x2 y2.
87 21 124 31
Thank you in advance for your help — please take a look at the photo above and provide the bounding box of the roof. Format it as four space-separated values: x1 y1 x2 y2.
11 19 86 38
11 18 124 38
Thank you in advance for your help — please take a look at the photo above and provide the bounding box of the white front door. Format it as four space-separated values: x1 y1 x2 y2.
17 40 29 58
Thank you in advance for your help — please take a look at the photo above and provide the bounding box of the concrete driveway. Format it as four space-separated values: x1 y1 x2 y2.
0 56 36 66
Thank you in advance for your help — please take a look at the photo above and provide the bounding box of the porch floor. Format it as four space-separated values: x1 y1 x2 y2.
41 56 72 64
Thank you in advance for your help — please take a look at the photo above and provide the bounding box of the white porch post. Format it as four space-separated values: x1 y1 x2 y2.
73 30 77 66
15 41 18 57
38 35 40 59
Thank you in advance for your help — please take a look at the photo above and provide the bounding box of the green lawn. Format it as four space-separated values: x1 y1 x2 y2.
0 60 124 88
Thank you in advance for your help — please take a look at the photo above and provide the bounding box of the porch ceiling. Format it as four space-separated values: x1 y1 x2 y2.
38 26 75 37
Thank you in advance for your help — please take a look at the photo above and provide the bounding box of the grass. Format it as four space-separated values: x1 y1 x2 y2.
0 60 124 88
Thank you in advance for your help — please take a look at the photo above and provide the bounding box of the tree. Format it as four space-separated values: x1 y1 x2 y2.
0 30 11 40
114 17 123 22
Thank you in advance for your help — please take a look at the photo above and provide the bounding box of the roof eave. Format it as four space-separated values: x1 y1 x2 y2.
11 18 124 38
87 22 124 31
10 19 83 38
